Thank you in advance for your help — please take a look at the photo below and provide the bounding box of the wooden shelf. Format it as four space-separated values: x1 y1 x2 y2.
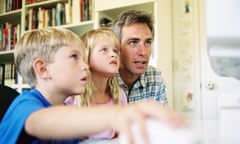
0 9 21 24
0 51 14 64
25 0 64 8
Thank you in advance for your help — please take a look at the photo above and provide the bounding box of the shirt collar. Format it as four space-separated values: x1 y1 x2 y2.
117 71 147 89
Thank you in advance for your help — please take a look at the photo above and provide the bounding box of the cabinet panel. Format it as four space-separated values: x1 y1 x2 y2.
95 0 154 11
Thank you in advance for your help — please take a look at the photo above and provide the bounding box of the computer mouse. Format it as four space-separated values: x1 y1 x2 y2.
118 118 201 144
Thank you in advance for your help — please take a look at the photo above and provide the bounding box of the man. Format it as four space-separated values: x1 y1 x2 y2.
112 10 168 105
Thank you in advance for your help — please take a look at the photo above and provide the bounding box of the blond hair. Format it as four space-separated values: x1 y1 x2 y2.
79 27 121 106
14 28 85 87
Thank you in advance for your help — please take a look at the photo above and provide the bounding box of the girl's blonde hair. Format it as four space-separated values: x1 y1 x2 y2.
79 27 121 106
14 28 85 87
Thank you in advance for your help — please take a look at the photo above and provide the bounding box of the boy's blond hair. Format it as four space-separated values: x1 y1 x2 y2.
80 27 121 106
14 28 85 87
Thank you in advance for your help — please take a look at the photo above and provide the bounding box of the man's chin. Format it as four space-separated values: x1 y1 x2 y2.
132 69 146 75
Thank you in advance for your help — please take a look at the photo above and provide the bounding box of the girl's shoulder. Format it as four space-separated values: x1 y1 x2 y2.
119 88 128 105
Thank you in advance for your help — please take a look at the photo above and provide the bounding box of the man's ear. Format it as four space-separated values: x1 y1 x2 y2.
32 58 50 79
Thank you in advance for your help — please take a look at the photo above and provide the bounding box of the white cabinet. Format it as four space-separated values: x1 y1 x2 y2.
199 0 240 120
175 0 240 120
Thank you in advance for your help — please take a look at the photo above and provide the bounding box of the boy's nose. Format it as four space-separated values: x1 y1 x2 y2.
81 61 89 70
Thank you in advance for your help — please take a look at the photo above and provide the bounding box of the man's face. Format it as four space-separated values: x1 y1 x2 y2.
120 23 153 76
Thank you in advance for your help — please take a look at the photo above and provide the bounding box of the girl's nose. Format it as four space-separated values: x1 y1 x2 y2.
111 50 117 57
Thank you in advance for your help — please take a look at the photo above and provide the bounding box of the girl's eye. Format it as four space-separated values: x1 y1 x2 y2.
114 48 119 54
100 48 107 52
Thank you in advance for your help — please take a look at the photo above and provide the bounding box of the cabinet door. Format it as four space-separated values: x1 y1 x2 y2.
199 0 240 120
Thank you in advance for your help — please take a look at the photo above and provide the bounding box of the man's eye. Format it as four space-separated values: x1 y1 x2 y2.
145 40 152 47
129 40 137 46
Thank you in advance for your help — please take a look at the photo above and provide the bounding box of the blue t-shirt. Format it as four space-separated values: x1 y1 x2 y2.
0 89 80 144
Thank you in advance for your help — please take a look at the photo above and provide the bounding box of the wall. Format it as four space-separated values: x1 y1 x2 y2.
171 0 200 117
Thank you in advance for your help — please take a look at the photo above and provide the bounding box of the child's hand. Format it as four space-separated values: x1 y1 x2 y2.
113 100 186 144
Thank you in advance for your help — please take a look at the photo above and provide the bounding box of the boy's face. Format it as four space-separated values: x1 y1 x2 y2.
89 34 120 77
120 23 153 76
47 46 88 96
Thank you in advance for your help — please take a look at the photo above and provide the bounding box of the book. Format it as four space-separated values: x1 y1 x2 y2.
55 3 65 26
72 0 81 23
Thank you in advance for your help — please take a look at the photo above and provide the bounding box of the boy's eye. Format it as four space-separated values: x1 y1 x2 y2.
70 54 78 60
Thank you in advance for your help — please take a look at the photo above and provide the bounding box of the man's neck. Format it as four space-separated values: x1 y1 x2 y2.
119 69 140 90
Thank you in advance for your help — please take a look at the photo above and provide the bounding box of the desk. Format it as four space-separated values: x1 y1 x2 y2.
80 121 205 144
191 119 240 144
80 121 218 144
81 138 119 144
190 120 219 144
80 120 231 144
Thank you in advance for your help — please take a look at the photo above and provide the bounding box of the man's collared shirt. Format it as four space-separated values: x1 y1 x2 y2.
117 66 168 105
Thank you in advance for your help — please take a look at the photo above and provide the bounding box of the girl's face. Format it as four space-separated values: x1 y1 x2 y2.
89 34 120 77
47 45 88 96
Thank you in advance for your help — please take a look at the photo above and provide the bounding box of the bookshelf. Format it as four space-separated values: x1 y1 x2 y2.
0 51 14 86
0 0 93 92
0 0 173 98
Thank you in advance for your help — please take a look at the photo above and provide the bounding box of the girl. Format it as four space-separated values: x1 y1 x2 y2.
80 27 127 107
66 27 127 140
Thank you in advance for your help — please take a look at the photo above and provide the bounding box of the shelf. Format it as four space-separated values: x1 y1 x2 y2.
25 0 65 8
0 51 14 64
61 20 94 35
0 9 22 17
0 9 22 24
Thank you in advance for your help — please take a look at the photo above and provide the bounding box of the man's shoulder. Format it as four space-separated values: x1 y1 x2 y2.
139 66 164 84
